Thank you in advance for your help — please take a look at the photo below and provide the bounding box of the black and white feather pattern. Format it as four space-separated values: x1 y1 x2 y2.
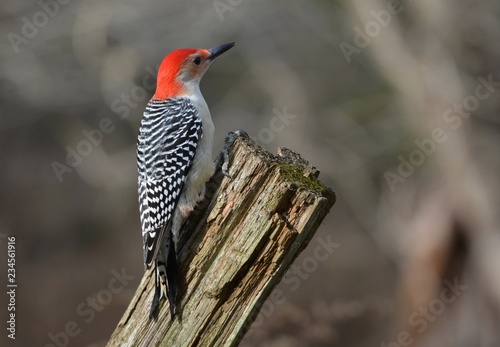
137 97 202 267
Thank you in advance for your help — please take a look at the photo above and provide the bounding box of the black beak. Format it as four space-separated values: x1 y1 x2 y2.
207 42 235 62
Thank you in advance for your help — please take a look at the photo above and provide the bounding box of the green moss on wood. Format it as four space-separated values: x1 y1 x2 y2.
276 163 329 193
236 136 332 196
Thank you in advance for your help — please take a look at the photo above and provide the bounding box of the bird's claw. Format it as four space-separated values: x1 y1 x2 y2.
215 130 249 178
221 162 232 178
230 129 249 138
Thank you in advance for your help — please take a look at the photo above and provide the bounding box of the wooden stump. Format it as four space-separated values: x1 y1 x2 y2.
107 135 336 347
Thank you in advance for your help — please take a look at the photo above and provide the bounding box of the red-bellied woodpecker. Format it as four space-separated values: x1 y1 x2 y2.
137 42 235 319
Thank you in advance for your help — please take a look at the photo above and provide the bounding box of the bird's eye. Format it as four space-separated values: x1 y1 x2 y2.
193 56 202 65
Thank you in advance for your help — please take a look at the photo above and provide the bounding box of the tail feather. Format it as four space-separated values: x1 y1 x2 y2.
166 236 178 318
149 232 178 319
149 265 161 319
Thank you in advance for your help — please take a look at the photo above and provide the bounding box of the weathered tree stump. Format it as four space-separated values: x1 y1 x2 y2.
107 135 336 347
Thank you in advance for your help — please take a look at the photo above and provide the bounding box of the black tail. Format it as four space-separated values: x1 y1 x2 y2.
166 236 178 319
149 233 178 320
149 265 161 319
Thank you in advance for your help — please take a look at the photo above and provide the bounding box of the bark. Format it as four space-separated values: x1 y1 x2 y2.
107 135 336 347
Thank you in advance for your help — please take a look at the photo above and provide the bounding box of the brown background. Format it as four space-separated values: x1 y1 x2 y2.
1 1 499 346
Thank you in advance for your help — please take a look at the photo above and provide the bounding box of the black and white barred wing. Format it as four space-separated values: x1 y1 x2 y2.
137 98 202 267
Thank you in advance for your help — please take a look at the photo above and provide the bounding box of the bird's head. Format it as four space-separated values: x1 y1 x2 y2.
153 42 235 100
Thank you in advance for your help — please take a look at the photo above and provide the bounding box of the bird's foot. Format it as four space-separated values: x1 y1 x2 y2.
215 130 249 178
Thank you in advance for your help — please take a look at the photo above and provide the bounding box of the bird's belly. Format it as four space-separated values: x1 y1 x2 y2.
177 132 214 216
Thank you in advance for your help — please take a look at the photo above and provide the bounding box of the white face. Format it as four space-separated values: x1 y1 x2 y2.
178 51 211 84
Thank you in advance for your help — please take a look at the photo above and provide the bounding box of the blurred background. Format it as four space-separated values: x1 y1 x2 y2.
1 0 500 346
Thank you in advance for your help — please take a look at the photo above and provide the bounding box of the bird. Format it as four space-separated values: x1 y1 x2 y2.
136 42 235 319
